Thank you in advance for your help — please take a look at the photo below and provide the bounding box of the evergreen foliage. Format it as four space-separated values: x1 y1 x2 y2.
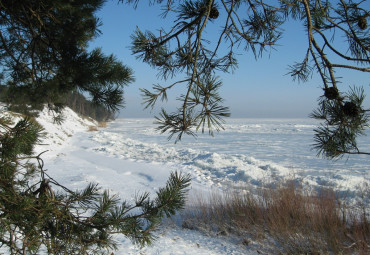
0 0 133 113
311 87 369 158
62 90 117 122
125 0 369 158
0 0 192 254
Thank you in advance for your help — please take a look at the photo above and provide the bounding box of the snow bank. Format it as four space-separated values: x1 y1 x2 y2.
34 107 97 153
0 104 25 125
1 104 97 154
91 132 293 189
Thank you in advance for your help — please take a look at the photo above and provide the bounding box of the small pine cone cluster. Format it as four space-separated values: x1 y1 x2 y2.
358 16 367 30
324 87 339 100
209 7 219 19
343 102 359 117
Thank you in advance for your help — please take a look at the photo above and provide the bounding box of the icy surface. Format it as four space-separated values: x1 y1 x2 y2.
92 118 370 197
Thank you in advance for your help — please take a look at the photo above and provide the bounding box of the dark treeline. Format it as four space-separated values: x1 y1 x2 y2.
0 85 116 122
63 90 117 122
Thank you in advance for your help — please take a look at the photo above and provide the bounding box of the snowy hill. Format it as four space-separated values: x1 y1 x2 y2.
0 104 97 153
33 107 98 154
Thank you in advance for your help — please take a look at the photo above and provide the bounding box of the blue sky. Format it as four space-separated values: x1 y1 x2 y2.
89 1 369 118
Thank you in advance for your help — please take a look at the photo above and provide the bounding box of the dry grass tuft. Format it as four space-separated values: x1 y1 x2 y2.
182 181 369 254
88 125 98 132
98 121 107 128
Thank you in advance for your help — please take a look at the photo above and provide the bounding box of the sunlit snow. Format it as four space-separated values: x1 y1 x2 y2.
2 106 369 254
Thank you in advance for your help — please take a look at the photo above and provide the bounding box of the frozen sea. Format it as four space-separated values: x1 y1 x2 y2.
93 118 370 200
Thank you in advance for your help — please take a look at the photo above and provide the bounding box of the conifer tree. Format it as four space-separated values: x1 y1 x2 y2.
0 1 191 254
125 0 369 158
0 0 133 114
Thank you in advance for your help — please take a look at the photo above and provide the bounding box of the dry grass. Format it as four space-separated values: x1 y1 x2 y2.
87 122 107 132
182 181 369 254
98 121 107 128
88 125 98 132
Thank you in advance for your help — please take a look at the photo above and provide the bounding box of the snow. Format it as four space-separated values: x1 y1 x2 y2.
89 118 369 199
34 107 97 153
30 107 258 254
1 106 369 254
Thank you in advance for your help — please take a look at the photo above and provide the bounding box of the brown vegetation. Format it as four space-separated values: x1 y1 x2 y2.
88 125 98 132
182 181 369 254
98 121 107 128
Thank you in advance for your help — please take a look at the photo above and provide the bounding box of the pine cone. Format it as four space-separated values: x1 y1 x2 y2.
343 102 359 117
358 16 367 30
324 87 339 100
209 7 219 19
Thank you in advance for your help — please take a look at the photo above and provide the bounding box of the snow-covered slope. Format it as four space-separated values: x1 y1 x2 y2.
34 107 97 154
0 105 97 154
